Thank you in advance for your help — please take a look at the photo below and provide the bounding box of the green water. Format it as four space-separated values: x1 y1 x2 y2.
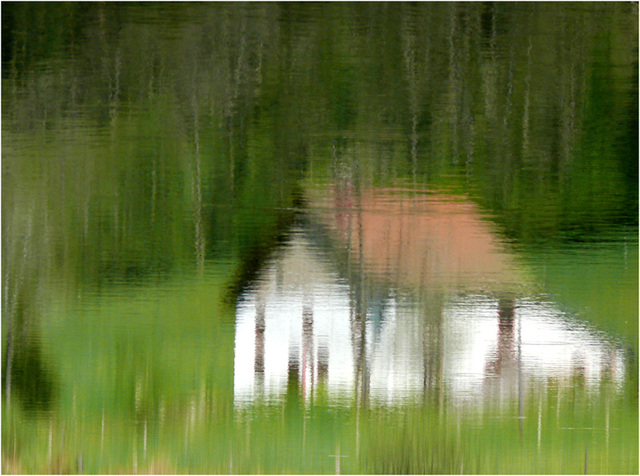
2 2 637 474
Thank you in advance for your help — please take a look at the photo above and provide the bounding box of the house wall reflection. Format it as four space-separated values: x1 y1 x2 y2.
233 225 626 407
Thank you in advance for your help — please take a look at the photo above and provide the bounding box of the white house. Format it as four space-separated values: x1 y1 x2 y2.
233 225 627 407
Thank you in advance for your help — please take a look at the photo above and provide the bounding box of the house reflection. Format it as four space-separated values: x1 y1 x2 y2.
234 228 356 405
233 189 627 407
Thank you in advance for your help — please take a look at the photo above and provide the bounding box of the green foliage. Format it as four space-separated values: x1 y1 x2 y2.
2 2 637 474
363 389 637 474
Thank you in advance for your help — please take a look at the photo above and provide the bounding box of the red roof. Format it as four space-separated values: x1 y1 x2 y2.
309 185 527 292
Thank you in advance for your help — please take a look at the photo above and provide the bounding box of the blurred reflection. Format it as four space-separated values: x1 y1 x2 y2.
311 183 528 293
234 190 627 407
234 228 355 405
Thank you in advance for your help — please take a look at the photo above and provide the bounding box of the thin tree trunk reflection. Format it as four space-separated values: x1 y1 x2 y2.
192 90 205 272
254 294 266 391
302 300 314 398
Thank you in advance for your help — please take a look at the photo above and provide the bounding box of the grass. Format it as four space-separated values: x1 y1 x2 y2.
362 384 637 474
4 379 636 474
2 255 638 474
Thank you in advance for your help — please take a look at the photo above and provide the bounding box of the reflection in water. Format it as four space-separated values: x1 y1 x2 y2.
2 2 636 472
311 184 529 293
235 229 355 404
234 215 626 407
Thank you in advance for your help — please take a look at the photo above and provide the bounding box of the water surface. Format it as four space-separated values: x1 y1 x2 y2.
2 2 637 474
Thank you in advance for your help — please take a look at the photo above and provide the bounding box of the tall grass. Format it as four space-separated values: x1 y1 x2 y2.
361 386 637 474
4 381 636 474
3 260 637 474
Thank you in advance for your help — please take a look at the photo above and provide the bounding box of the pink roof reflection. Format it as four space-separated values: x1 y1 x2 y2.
309 184 527 292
